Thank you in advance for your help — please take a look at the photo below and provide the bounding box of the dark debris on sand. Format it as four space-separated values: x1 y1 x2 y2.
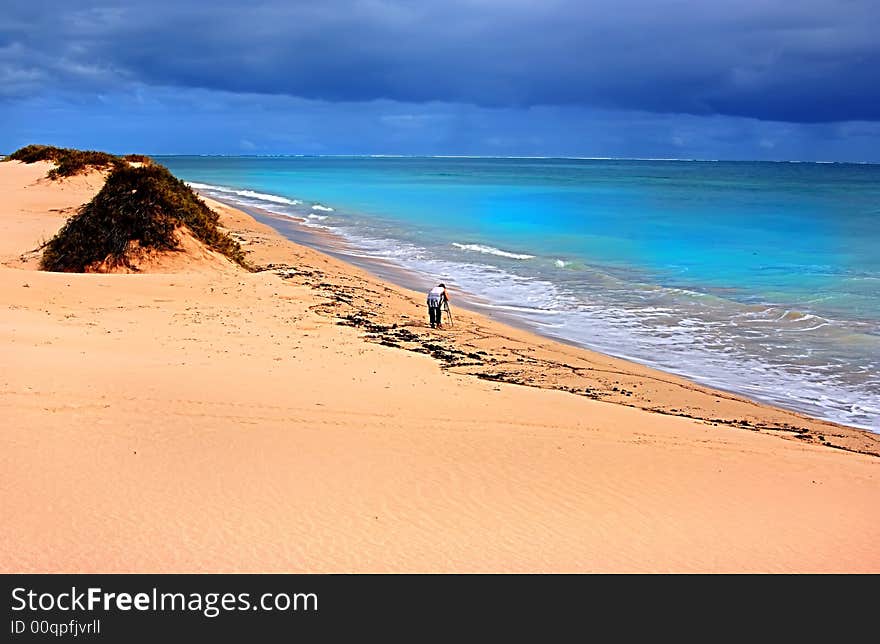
277 266 879 459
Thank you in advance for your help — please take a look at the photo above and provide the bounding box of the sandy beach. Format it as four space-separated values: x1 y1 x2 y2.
1 159 878 573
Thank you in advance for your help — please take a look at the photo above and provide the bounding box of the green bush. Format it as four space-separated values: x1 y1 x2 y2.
6 144 123 178
47 150 122 179
40 163 246 272
7 144 66 163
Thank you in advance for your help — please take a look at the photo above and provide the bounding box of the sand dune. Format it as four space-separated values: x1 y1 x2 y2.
1 159 877 572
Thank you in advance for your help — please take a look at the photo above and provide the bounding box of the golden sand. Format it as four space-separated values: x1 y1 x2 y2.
1 160 877 572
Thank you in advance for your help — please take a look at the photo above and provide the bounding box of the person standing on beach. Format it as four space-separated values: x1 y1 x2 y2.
426 283 449 328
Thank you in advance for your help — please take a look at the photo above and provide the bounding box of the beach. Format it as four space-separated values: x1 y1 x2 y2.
1 159 878 573
166 156 880 432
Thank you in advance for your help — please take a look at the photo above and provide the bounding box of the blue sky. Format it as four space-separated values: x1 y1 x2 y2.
3 1 879 161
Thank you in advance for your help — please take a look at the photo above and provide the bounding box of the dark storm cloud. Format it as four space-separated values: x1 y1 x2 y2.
9 88 879 161
2 0 879 122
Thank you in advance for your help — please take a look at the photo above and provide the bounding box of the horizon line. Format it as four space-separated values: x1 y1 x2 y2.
144 153 878 165
2 152 877 165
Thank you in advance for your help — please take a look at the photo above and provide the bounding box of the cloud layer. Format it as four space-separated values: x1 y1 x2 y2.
6 87 880 161
3 0 879 123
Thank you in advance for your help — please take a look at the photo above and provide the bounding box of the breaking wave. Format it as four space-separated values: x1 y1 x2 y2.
452 242 535 260
187 182 301 206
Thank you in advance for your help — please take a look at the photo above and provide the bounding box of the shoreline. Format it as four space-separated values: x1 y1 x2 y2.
208 191 880 443
164 161 878 433
2 159 878 573
199 193 878 456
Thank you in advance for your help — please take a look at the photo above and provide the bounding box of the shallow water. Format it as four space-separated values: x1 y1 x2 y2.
159 156 880 430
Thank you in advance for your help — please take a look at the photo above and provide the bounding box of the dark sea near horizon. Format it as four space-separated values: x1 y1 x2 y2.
158 156 880 431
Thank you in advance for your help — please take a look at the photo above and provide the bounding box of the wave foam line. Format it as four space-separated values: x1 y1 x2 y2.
452 242 535 260
237 190 301 205
186 182 302 206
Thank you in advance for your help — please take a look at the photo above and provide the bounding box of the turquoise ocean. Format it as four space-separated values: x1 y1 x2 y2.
158 156 880 431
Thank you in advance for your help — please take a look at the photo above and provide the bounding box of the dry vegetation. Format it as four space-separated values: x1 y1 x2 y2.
6 145 246 272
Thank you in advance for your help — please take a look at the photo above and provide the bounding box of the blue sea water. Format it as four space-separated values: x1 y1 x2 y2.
158 156 880 431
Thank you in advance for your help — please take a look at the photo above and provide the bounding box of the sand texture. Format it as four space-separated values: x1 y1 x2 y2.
1 160 878 572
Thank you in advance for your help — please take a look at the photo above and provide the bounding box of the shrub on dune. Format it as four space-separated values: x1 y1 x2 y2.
6 144 122 178
47 150 122 179
6 144 66 164
40 163 246 272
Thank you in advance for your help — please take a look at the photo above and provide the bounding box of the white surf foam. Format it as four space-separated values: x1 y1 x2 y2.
187 182 302 206
452 243 535 260
187 181 235 193
236 190 301 205
312 204 335 212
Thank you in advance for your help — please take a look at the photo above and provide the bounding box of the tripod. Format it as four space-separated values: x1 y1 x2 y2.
442 300 454 327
